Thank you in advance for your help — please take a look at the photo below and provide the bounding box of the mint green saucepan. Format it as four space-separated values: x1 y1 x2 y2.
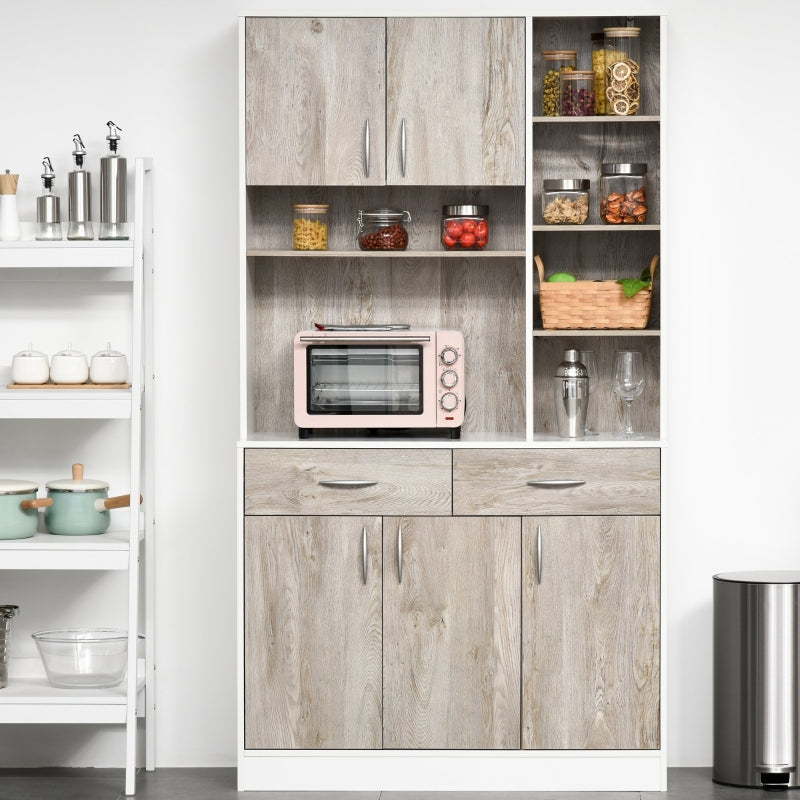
45 463 138 536
0 480 53 539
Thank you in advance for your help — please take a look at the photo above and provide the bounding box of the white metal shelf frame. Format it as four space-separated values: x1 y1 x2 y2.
0 158 154 796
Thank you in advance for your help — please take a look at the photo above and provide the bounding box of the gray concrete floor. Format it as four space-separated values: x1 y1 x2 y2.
0 768 787 800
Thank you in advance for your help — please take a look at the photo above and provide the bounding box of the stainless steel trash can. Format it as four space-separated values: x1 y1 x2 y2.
714 571 800 791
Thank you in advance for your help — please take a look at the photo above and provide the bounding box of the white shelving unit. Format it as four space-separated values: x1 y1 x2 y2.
0 158 154 796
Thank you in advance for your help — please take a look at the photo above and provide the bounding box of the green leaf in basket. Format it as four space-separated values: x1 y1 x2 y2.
617 278 651 298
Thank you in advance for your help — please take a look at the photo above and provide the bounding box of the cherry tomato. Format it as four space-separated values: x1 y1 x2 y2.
443 235 457 248
475 221 488 238
462 219 477 233
475 238 487 248
459 232 476 246
445 221 463 238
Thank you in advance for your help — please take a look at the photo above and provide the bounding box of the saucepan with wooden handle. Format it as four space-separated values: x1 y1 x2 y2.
0 479 53 540
45 463 142 536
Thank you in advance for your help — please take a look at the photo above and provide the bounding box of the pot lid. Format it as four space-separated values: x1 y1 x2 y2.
46 463 108 492
53 343 86 358
13 344 47 359
0 478 38 495
92 342 126 358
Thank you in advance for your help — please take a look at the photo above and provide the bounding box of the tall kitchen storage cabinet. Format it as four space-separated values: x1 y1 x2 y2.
239 13 666 793
0 159 154 796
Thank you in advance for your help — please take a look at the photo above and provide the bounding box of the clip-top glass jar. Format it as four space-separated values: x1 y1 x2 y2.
604 27 641 116
441 205 489 249
542 180 590 225
559 71 597 116
292 204 328 250
356 208 411 251
541 51 576 116
599 163 647 224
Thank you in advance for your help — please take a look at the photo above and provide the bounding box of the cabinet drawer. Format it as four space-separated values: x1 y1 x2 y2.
245 448 452 516
453 449 659 515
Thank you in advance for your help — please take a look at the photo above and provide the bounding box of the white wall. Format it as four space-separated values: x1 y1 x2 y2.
1 0 797 771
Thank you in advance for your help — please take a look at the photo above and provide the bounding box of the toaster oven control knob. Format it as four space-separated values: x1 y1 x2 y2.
440 392 459 411
441 370 458 388
440 346 459 365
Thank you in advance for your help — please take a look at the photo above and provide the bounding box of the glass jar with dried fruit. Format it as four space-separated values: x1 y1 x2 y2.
599 163 647 224
541 51 576 116
542 180 590 225
604 27 641 116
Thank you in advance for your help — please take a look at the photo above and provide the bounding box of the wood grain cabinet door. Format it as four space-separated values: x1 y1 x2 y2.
522 516 660 750
386 18 525 185
245 17 386 185
383 516 521 749
244 516 383 749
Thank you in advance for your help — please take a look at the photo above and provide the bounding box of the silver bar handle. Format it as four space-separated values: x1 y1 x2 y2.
400 119 406 178
397 524 403 584
300 335 431 344
526 479 586 488
536 524 543 585
362 525 368 585
318 480 378 489
364 119 370 178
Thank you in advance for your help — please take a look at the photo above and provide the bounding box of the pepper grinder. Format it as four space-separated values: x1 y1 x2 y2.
99 120 128 240
36 157 62 241
554 348 589 438
67 134 93 240
0 170 21 241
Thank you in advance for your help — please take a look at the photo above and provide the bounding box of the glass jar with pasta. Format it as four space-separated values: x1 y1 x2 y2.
292 204 329 250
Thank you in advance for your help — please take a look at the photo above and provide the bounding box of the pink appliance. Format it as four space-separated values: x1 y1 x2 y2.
293 327 464 439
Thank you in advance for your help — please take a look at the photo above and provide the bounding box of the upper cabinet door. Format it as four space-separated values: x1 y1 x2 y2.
386 18 525 185
245 17 386 185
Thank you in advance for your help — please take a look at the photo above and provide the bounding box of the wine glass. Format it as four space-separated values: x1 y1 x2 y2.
612 350 645 439
579 350 599 435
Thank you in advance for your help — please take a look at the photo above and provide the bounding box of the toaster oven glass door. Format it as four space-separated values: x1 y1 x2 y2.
306 345 424 415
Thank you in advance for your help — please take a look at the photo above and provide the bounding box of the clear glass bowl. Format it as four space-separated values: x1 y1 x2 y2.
32 628 129 689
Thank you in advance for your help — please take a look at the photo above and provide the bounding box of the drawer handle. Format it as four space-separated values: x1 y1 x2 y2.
362 525 368 585
318 480 378 489
364 119 370 178
397 524 403 584
400 118 407 178
526 479 586 489
536 524 543 585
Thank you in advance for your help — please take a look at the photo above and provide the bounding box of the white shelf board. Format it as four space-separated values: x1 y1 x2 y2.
0 530 135 570
533 224 660 233
532 115 660 123
0 368 132 419
534 329 660 337
0 227 134 270
0 658 145 724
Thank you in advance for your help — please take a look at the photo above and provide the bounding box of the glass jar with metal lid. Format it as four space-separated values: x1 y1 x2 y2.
599 163 647 224
542 180 590 225
292 204 329 250
559 71 597 116
441 204 489 249
541 51 576 116
604 27 641 116
356 208 411 251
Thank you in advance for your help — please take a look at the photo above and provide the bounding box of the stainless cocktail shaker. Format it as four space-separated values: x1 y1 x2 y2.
554 348 589 438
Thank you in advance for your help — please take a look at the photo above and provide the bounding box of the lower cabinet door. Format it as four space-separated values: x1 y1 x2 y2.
244 516 383 749
522 516 661 750
383 516 521 749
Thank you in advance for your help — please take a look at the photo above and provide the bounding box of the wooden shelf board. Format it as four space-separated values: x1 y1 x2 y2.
247 249 525 258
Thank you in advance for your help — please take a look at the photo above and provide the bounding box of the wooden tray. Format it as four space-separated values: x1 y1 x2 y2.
7 382 131 390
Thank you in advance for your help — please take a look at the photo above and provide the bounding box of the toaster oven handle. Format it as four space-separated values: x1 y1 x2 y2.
318 480 378 489
299 335 431 343
526 479 586 488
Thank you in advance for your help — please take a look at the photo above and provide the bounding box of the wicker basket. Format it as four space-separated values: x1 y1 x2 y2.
535 254 658 330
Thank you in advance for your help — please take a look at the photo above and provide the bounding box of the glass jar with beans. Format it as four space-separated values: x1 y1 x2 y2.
356 208 411 251
541 51 576 116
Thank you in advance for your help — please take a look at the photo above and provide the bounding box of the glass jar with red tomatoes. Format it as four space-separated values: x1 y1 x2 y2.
441 205 489 250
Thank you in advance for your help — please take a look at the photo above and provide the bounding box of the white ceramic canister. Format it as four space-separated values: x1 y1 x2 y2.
49 345 89 385
89 343 128 384
11 345 50 385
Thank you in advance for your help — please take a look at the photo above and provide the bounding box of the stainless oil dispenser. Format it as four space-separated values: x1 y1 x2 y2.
67 134 93 240
36 157 62 240
99 120 128 240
